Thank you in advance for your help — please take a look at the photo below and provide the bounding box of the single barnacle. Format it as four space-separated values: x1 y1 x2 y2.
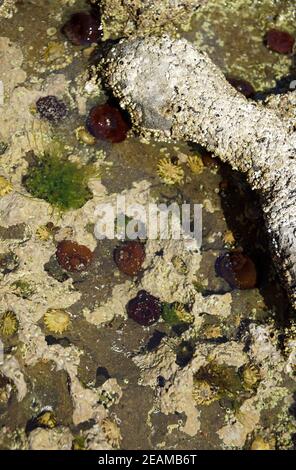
37 410 57 429
43 309 71 335
101 418 122 449
192 377 219 406
0 175 13 197
36 224 54 241
241 364 261 391
187 155 204 175
0 311 19 337
162 302 193 327
157 157 184 185
11 280 35 299
171 255 188 275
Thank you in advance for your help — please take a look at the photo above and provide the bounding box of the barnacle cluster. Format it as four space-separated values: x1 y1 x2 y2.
43 309 71 335
0 311 19 337
157 157 184 185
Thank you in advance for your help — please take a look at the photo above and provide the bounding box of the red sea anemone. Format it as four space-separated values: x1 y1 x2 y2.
264 29 295 54
226 77 255 98
62 11 103 46
56 240 93 272
86 103 130 143
215 251 257 290
127 290 162 326
114 241 145 276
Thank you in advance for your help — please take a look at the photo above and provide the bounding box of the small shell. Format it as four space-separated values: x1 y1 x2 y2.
75 126 96 145
43 309 71 335
0 311 19 337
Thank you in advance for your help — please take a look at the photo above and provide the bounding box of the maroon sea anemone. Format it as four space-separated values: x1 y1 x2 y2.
86 103 130 143
226 77 255 98
114 241 145 276
264 29 295 54
56 240 93 272
127 290 162 326
215 251 257 290
36 96 67 123
62 11 103 46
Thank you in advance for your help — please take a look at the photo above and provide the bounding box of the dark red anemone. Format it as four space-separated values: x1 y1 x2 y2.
56 240 93 272
62 11 103 46
86 103 130 143
226 77 255 98
114 241 145 276
264 29 295 54
127 290 162 326
215 251 257 290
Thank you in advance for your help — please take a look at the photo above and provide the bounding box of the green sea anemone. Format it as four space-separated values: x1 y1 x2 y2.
24 153 95 211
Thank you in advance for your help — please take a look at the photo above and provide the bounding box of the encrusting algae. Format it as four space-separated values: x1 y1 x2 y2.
157 157 184 185
43 309 71 335
24 152 95 211
0 311 19 337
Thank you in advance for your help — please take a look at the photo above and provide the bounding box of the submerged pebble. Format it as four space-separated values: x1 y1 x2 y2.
127 290 162 326
264 29 295 54
114 241 145 276
87 103 130 143
56 240 93 272
36 96 67 123
215 251 257 290
62 11 103 46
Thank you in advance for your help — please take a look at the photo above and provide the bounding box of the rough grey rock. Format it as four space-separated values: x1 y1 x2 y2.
102 35 296 309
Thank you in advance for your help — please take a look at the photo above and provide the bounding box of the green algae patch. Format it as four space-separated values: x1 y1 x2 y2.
24 153 94 211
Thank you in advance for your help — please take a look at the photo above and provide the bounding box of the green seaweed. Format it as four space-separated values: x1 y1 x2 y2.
24 153 95 211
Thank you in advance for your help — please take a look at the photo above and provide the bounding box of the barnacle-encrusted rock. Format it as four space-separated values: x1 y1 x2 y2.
99 0 207 38
102 35 296 309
